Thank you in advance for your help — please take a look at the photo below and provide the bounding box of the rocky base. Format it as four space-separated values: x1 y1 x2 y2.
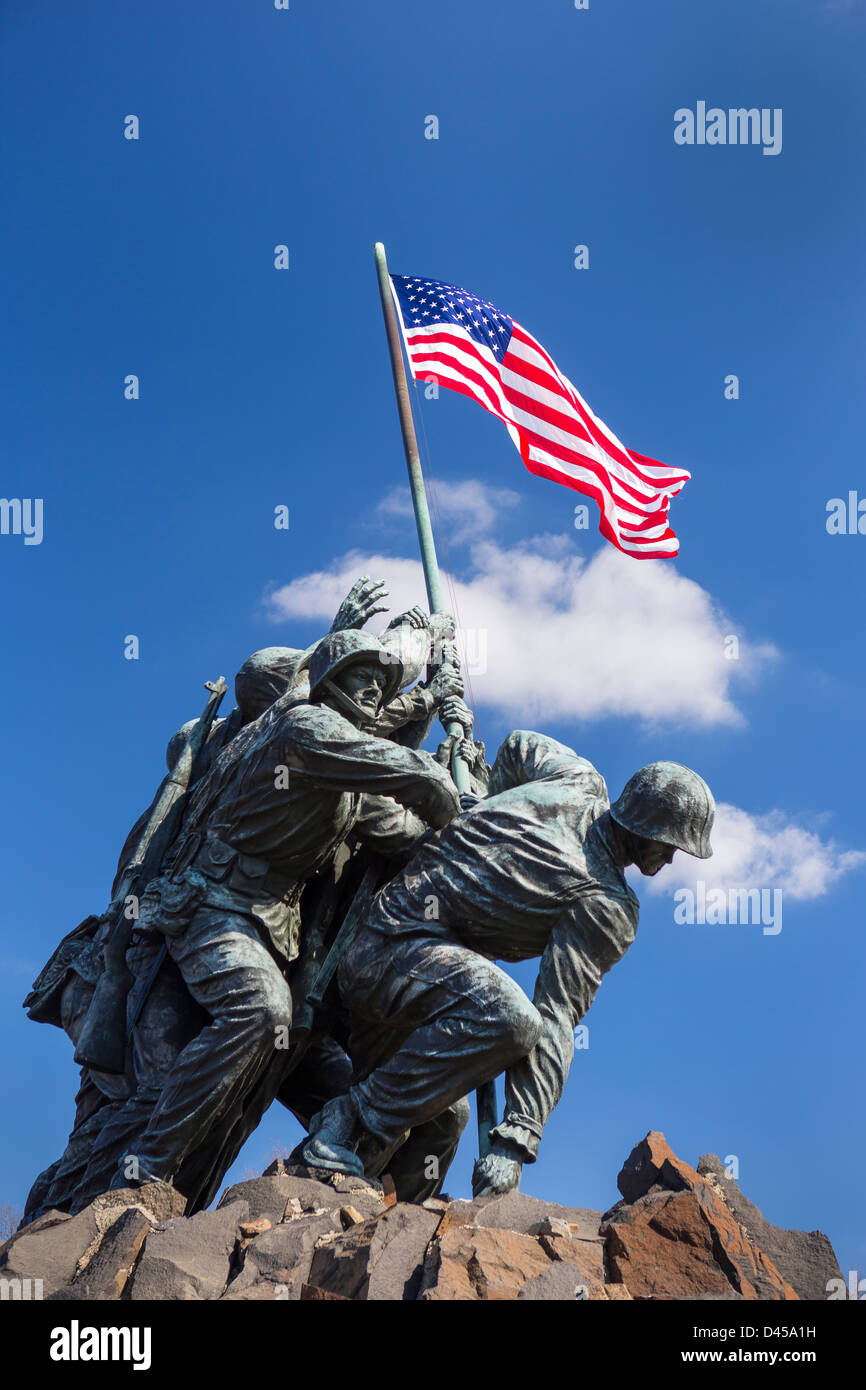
1 1132 841 1301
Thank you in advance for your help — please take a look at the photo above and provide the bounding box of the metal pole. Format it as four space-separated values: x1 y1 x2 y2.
373 241 471 795
374 243 496 1163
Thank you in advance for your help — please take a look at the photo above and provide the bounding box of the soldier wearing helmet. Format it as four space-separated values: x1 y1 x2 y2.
302 730 714 1201
95 606 459 1203
23 577 461 1219
609 760 714 870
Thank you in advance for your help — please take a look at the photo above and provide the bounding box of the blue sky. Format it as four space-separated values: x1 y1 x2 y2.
1 1 864 1280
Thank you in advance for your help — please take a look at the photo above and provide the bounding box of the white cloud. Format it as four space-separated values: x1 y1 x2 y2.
644 802 866 902
376 479 521 543
265 527 777 729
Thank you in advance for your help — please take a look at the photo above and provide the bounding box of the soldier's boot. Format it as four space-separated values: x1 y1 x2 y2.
299 1093 367 1177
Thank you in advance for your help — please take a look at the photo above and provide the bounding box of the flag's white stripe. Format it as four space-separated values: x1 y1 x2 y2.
413 347 661 516
521 443 677 552
503 399 664 505
507 332 689 491
402 319 681 554
410 328 674 507
409 337 666 512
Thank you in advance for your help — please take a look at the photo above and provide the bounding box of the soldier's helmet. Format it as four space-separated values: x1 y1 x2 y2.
235 646 308 723
165 718 199 771
307 629 404 707
609 761 714 859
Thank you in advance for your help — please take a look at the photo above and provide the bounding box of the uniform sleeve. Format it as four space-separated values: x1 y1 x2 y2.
376 686 435 736
492 893 637 1161
487 730 608 801
352 793 433 862
279 705 460 828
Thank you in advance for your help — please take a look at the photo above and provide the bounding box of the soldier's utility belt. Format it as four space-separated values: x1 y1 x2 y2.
137 834 300 941
185 833 298 905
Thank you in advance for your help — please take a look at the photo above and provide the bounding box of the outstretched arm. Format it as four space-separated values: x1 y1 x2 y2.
474 893 637 1195
329 576 390 633
282 704 461 829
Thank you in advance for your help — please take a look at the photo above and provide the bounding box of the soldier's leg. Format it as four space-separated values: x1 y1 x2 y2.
304 923 541 1171
35 1080 127 1219
115 907 292 1186
276 1033 353 1129
25 970 132 1221
70 941 208 1208
362 1098 471 1203
24 1069 107 1221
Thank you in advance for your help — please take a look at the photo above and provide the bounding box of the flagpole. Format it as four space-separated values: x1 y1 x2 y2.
373 241 471 796
374 242 497 1164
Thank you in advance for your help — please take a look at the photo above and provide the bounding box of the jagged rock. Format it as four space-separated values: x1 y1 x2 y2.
308 1203 439 1301
217 1174 359 1225
697 1153 843 1302
48 1209 151 1301
0 1204 104 1297
419 1223 551 1300
516 1261 628 1300
339 1206 367 1228
0 1181 189 1300
89 1181 186 1227
221 1280 291 1301
536 1231 606 1285
224 1211 342 1298
10 1134 837 1302
529 1216 572 1238
517 1263 588 1299
617 1131 703 1204
2 1209 70 1249
238 1217 272 1239
263 1160 383 1201
604 1185 798 1300
446 1191 602 1239
128 1199 249 1300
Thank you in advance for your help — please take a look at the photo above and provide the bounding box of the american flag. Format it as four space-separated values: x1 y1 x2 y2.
390 273 691 559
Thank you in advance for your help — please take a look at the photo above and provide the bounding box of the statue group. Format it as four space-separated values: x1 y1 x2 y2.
21 575 715 1226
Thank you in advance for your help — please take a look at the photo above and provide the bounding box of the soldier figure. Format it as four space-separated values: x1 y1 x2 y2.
301 730 714 1199
103 626 459 1196
22 580 462 1219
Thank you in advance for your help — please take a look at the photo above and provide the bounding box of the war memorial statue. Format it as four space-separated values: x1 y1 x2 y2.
19 244 716 1229
22 562 715 1221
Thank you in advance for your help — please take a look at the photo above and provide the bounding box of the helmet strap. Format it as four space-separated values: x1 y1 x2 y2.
319 677 380 727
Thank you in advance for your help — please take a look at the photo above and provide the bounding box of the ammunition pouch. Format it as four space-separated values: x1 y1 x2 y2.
137 872 210 939
139 834 302 961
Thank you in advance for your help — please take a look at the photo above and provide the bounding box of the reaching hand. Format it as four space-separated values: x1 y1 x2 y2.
472 1141 524 1198
439 695 473 733
428 612 456 647
330 577 389 632
455 737 477 767
429 666 465 704
385 605 430 633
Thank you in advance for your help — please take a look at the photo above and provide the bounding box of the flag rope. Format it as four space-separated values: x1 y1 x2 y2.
409 376 482 747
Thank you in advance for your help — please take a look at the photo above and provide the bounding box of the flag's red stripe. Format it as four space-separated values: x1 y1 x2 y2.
409 327 688 498
413 347 661 516
409 341 672 525
506 331 691 489
402 311 685 558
